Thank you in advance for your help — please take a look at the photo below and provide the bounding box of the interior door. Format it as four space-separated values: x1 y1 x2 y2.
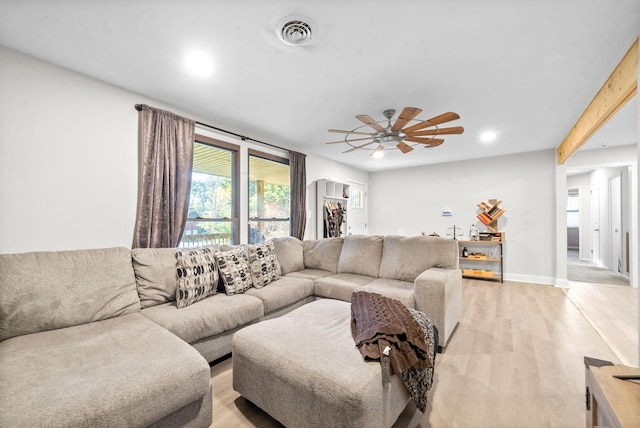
591 183 600 265
347 182 367 236
609 173 622 273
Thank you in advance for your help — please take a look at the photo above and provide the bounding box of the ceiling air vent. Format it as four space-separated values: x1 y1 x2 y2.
276 15 316 46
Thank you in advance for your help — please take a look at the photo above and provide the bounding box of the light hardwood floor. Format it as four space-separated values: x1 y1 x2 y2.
208 279 635 427
563 280 638 366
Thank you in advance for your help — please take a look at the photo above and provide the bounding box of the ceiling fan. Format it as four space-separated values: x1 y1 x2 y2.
327 107 464 157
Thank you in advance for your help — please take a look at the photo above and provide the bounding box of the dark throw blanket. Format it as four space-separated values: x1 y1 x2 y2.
351 291 438 412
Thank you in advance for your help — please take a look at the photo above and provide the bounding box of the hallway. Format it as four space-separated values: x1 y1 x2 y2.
567 249 629 286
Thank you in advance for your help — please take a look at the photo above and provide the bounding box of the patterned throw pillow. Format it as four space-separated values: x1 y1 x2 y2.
214 247 253 295
247 240 281 288
175 247 218 309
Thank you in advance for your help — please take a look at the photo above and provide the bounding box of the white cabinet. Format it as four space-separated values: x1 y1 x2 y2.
316 179 349 239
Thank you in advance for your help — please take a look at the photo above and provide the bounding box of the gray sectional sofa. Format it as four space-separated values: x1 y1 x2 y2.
0 234 461 428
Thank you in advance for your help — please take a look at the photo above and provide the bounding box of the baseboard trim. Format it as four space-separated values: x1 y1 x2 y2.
502 273 555 286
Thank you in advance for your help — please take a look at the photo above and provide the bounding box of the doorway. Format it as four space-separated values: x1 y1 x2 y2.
347 181 367 236
566 167 630 286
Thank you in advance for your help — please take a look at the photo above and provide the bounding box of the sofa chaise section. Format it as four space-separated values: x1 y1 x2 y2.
0 247 212 428
0 313 212 428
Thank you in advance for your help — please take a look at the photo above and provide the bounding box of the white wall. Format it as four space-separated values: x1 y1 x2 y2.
368 150 557 284
0 46 140 252
0 46 366 253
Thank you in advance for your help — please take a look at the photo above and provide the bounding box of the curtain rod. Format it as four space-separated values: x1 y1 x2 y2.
134 104 289 153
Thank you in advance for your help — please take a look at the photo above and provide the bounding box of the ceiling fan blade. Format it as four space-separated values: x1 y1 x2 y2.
411 126 464 136
401 112 460 133
328 129 374 136
396 141 414 153
326 137 374 144
426 112 460 125
342 141 376 153
391 107 422 132
404 136 445 146
355 115 386 133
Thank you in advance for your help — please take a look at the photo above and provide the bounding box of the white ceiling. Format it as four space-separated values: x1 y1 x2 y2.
0 0 638 172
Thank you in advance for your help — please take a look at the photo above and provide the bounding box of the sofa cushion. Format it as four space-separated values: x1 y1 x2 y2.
272 236 305 275
175 247 219 308
0 313 210 427
303 237 343 273
215 247 253 295
359 278 416 309
245 276 315 314
337 235 384 277
141 293 264 344
131 247 179 308
378 235 460 282
314 273 376 302
247 240 281 288
0 247 140 341
286 269 334 281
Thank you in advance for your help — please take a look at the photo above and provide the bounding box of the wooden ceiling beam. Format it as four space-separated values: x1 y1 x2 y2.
556 38 638 164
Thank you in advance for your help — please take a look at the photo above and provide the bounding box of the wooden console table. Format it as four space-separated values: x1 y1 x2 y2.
584 357 640 427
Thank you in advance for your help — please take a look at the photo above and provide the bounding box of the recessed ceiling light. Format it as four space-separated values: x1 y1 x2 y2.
184 51 214 77
480 131 497 142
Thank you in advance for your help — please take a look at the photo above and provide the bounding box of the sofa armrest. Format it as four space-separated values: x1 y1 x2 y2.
414 268 462 347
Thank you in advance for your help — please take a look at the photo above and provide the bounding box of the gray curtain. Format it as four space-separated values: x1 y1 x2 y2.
132 105 195 248
289 151 307 240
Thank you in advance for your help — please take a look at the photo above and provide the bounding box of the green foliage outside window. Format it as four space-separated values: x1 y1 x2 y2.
248 155 290 243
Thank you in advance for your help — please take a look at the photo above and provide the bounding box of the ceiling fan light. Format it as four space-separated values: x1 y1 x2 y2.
371 145 385 158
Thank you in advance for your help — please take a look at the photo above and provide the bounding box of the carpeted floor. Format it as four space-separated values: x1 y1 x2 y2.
567 249 630 286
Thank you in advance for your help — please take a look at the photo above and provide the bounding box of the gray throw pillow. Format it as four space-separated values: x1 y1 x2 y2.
214 247 253 295
175 247 219 308
247 240 281 288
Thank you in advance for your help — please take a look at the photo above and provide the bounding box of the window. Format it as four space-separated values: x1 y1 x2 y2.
351 188 363 209
567 190 579 228
248 150 290 244
181 135 239 246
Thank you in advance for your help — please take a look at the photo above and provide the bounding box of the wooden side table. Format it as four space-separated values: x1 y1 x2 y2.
584 357 640 427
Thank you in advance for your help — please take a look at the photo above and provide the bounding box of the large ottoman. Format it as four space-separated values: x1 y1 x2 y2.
232 299 411 428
